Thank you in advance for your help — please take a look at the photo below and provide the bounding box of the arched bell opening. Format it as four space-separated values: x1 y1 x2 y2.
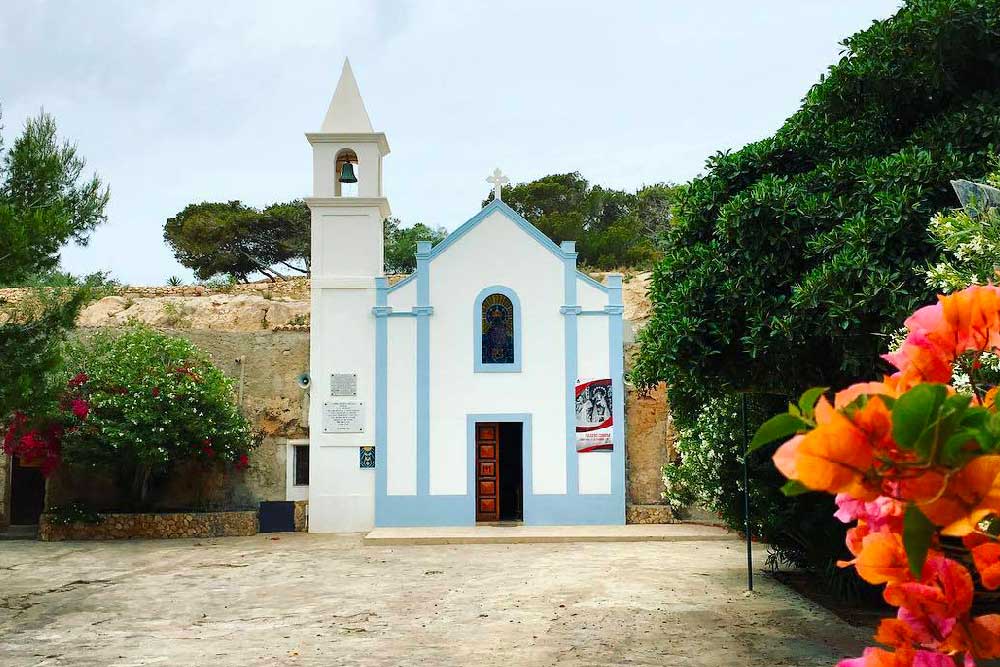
334 148 360 197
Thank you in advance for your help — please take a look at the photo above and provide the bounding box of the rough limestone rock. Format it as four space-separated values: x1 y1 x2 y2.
78 294 309 331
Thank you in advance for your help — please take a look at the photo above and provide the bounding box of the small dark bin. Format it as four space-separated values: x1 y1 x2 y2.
259 501 296 533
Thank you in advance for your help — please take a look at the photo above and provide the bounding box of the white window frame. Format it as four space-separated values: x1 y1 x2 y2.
285 438 309 502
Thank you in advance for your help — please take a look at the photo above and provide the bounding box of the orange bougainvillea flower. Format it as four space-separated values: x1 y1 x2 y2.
920 455 1000 536
941 614 1000 659
835 381 901 409
772 397 877 497
906 286 1000 358
970 541 1000 590
855 532 911 585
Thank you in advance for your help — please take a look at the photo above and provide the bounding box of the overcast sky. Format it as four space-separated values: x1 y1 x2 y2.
2 0 902 285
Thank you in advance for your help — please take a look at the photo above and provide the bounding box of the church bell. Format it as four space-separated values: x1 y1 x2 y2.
338 161 358 184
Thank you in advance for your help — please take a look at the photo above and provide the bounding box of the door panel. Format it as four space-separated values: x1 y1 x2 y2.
475 422 499 522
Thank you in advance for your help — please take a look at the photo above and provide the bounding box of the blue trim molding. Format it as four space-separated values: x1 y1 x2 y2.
473 285 522 373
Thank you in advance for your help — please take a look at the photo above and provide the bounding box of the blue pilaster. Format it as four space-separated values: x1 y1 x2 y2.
415 241 432 497
605 274 626 521
373 277 390 524
560 241 579 497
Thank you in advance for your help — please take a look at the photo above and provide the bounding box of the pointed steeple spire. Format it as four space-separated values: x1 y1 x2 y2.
320 58 374 133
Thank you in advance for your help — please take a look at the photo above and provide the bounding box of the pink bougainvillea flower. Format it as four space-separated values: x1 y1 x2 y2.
883 556 973 621
67 372 89 388
883 331 954 389
70 398 89 420
834 494 904 532
837 647 954 667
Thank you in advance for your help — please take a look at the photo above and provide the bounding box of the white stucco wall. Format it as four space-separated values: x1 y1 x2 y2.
384 210 611 499
385 315 417 495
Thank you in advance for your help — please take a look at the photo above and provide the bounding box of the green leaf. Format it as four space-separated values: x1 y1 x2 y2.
780 480 811 496
940 429 982 466
903 504 935 577
892 384 947 450
749 413 808 453
798 387 828 419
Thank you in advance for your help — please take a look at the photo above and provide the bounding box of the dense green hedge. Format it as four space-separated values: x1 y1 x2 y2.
635 0 1000 589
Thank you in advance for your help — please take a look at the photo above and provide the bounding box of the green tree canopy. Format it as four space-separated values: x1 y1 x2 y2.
633 0 1000 396
165 199 447 280
0 110 109 284
384 218 447 273
164 199 310 282
484 173 681 269
0 109 109 419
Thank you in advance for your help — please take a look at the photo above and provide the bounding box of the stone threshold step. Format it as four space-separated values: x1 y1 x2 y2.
0 525 39 541
363 523 737 546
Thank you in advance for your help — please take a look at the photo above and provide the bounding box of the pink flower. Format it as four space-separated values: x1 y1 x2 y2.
70 398 89 420
67 372 89 388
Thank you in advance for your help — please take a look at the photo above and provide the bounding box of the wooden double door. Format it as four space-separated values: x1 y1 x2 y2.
475 422 523 523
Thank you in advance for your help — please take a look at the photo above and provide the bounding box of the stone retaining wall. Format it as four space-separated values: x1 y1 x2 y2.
38 510 258 541
626 504 675 524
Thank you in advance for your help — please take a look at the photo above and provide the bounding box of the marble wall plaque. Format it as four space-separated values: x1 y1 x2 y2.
330 373 358 397
322 401 365 433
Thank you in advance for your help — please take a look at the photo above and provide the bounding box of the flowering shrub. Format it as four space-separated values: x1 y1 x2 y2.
2 324 259 508
752 284 1000 666
926 163 1000 293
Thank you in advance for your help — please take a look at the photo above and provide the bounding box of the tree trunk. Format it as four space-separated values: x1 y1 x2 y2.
129 464 152 511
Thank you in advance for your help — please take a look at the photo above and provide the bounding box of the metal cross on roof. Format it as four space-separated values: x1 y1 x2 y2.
486 168 510 201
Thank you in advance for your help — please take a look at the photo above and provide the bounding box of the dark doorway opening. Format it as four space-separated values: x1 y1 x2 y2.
498 423 523 522
10 456 45 525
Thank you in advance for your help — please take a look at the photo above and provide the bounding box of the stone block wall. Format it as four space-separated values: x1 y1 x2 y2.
39 510 258 541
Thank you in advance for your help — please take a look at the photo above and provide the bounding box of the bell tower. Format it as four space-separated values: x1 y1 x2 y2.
305 59 389 532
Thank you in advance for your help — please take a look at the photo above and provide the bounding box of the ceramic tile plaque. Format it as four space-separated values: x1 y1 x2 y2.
330 373 357 397
322 401 365 433
359 446 375 468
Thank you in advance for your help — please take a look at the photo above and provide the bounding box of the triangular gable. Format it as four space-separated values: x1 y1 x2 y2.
388 200 608 293
427 200 566 262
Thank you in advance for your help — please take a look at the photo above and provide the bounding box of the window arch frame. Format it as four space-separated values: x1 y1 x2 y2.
473 285 522 373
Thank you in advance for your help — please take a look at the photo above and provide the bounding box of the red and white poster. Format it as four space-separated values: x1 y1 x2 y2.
575 378 613 452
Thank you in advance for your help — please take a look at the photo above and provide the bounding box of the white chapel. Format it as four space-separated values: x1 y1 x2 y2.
306 61 626 532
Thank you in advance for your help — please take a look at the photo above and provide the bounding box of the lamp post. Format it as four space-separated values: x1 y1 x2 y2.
741 392 753 592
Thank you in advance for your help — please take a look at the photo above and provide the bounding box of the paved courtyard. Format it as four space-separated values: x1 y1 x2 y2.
0 532 867 666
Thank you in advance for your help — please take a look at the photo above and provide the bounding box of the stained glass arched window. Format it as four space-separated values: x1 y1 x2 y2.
474 286 521 372
481 293 514 364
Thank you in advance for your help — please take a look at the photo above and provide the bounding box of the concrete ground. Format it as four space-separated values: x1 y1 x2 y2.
0 532 867 667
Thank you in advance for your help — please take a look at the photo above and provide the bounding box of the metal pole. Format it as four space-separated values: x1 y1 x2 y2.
741 392 753 592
